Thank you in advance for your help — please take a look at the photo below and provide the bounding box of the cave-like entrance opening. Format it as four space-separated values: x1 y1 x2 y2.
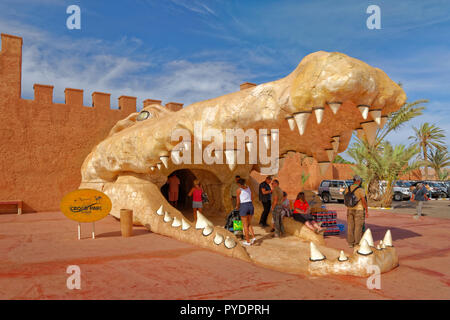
161 168 225 224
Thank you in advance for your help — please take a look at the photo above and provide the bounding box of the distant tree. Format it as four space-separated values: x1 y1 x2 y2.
409 123 446 180
332 155 353 164
348 141 422 207
427 148 450 180
438 170 449 181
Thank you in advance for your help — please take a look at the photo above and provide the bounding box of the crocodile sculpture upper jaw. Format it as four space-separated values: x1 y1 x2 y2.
79 51 405 277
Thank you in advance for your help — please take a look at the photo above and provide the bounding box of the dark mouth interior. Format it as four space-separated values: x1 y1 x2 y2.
160 168 224 223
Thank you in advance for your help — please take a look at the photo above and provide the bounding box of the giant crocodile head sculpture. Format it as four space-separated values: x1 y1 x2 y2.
80 51 405 277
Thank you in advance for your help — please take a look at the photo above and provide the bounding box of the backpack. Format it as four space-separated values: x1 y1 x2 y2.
225 210 241 230
201 192 209 203
344 185 361 208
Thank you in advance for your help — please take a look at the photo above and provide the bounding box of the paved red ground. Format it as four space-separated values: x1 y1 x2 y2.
0 204 449 300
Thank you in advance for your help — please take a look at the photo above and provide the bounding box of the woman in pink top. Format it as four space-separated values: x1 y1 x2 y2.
188 179 203 221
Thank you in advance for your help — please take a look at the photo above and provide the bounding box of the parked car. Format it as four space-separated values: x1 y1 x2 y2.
429 181 448 198
425 181 448 198
318 179 353 203
393 180 413 201
442 181 450 198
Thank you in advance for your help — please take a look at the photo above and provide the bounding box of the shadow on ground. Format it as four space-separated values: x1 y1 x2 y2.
333 218 421 242
97 228 150 238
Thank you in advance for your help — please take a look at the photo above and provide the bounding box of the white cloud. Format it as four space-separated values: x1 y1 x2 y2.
0 16 246 110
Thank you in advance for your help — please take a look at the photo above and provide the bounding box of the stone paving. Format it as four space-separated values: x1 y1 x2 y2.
0 202 449 299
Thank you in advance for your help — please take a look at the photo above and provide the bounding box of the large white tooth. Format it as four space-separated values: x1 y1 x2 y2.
286 116 295 131
171 150 181 164
202 225 214 236
156 205 164 216
369 109 382 125
361 121 378 145
195 211 213 229
313 107 324 124
379 115 388 129
163 211 172 223
228 163 236 171
318 161 330 175
172 217 182 227
326 149 335 162
310 242 326 261
181 218 191 231
271 131 279 146
224 236 236 249
338 250 348 262
245 141 253 153
382 230 393 247
331 136 340 153
331 140 339 153
156 163 162 170
357 104 370 119
224 150 236 171
293 112 311 136
359 228 374 247
357 239 373 255
160 156 169 168
214 233 224 245
328 102 342 115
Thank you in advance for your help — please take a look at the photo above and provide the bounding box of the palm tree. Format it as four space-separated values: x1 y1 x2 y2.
409 123 446 180
427 148 450 179
348 141 422 207
347 100 427 204
438 170 449 181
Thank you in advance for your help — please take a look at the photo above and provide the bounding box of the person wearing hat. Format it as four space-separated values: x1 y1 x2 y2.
343 175 369 248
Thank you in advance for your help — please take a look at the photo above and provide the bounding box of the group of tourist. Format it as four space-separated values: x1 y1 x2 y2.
170 171 429 248
230 175 326 246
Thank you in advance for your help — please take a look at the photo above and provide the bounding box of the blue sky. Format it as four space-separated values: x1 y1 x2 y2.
1 0 449 155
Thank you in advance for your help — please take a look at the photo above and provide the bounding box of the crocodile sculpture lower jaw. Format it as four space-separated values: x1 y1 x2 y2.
79 51 405 277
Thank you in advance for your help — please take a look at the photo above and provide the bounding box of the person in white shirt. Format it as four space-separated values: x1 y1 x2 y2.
235 178 255 246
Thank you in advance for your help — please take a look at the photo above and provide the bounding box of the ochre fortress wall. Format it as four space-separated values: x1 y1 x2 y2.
0 33 184 212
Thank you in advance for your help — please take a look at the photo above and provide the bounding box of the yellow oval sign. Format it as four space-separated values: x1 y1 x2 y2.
60 189 112 223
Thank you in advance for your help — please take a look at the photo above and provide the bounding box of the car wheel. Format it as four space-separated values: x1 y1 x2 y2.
394 193 402 201
322 193 330 203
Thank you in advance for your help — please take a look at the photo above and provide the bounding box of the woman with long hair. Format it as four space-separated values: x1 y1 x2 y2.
293 192 324 233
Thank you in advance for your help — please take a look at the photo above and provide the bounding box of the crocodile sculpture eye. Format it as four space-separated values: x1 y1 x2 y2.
137 110 151 121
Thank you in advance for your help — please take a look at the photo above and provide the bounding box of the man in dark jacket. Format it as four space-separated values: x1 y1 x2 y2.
411 182 428 220
258 176 272 227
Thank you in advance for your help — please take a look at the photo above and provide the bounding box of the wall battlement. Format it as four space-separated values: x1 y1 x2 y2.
0 33 183 115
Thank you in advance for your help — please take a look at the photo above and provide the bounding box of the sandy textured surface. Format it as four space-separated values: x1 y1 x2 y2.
0 203 448 300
